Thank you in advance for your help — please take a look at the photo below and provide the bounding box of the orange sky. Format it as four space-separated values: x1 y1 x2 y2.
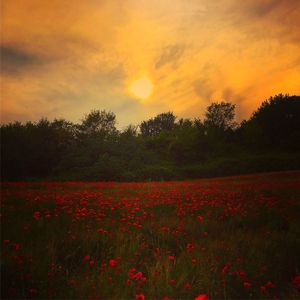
1 0 300 128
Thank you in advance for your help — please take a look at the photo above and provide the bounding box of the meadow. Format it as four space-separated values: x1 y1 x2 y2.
1 171 300 299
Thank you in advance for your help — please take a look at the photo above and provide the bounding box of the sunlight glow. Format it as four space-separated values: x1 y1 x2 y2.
130 77 153 99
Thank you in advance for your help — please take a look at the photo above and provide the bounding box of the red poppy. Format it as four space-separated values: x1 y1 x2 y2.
83 255 90 262
197 215 203 222
292 275 300 289
266 280 275 288
109 259 117 268
33 211 41 220
184 283 192 290
13 243 21 251
89 260 95 267
195 294 208 300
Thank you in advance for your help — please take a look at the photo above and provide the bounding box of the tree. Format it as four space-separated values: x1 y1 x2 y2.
140 112 176 137
241 94 300 149
80 110 117 136
204 102 237 131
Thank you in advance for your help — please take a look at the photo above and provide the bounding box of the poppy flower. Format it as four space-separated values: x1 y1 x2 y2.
33 211 41 220
266 280 275 288
83 255 90 262
89 260 95 267
184 283 192 290
197 215 203 222
109 259 117 268
292 275 300 289
13 243 21 251
195 294 208 300
29 288 38 295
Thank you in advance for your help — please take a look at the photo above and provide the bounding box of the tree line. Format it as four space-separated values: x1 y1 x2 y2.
1 94 300 181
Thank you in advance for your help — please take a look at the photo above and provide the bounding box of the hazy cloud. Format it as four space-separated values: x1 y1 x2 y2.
224 0 300 43
193 79 214 102
1 0 299 126
241 0 280 17
155 44 185 69
0 44 44 75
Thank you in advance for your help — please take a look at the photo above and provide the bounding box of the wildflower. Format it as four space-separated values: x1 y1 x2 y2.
186 243 195 252
33 211 41 220
29 288 38 295
243 281 251 288
192 258 197 265
133 271 143 280
3 239 10 245
197 215 203 222
47 271 54 278
266 280 275 288
136 294 145 300
221 263 230 274
129 267 136 275
83 255 90 262
13 243 21 251
237 270 245 278
168 255 175 261
109 259 117 268
89 260 95 267
184 283 192 289
260 285 267 293
195 294 208 300
292 275 300 290
169 279 176 285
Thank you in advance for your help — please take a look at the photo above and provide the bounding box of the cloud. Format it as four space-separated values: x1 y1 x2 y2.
193 79 214 102
155 44 185 69
224 0 300 43
240 0 280 17
1 0 299 127
0 44 44 75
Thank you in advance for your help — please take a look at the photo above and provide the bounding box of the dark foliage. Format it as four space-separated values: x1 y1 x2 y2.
1 94 300 181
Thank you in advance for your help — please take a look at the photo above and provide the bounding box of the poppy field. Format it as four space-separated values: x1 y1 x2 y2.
1 171 300 299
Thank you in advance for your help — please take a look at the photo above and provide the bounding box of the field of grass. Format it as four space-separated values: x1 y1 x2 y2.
1 171 300 299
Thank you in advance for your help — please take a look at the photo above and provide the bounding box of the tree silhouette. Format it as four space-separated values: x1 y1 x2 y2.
80 110 117 136
1 95 299 181
241 94 300 149
140 112 176 137
204 102 236 131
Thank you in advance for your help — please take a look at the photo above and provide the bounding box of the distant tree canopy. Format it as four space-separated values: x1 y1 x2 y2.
1 94 300 181
80 110 116 136
240 94 300 149
204 102 236 131
140 112 176 137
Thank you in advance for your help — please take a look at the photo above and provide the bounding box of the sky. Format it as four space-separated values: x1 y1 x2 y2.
1 0 300 128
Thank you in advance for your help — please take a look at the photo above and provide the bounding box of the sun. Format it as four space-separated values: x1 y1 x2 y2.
130 77 153 99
